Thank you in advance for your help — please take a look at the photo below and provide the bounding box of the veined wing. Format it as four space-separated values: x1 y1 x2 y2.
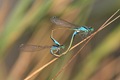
20 44 51 52
50 16 78 28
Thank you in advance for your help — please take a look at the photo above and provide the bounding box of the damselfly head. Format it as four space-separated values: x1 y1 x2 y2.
50 16 57 23
89 27 94 32
61 45 65 49
51 16 57 20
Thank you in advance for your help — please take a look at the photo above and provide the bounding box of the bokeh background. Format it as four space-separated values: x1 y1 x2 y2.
0 0 120 80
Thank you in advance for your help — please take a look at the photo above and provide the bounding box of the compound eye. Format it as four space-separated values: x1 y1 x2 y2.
52 16 57 19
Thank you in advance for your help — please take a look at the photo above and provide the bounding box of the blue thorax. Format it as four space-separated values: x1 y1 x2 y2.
73 26 94 36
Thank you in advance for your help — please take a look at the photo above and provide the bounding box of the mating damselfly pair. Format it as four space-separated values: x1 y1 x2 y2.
20 16 94 56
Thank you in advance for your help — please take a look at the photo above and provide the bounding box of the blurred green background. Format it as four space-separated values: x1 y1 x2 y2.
0 0 120 80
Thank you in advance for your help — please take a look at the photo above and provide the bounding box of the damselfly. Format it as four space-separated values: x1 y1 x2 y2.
50 16 94 37
20 36 65 56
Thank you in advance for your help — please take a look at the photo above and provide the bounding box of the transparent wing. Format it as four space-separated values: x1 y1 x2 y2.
20 44 51 52
50 16 78 28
